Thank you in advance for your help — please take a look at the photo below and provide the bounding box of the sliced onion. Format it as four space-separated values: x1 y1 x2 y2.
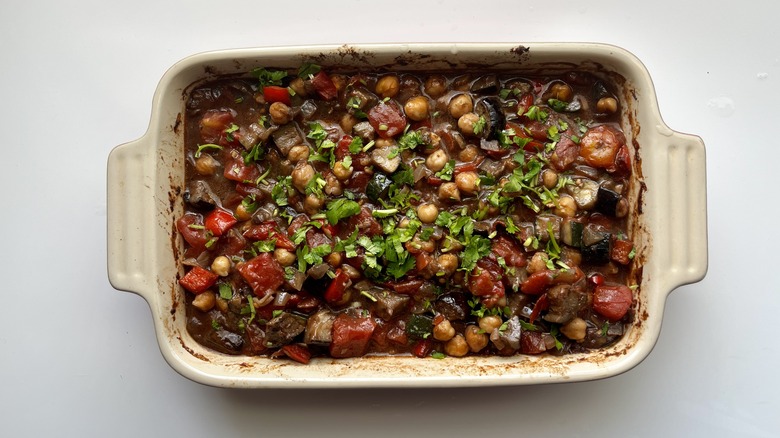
288 270 306 291
274 291 291 307
413 163 430 183
307 263 330 279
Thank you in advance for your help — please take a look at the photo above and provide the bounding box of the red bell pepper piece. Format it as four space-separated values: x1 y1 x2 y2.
243 222 296 251
204 208 237 237
611 239 634 265
179 266 218 294
528 293 549 324
324 268 351 304
263 85 291 105
467 259 505 297
411 339 433 358
281 344 311 364
311 71 339 101
176 213 208 252
520 270 554 295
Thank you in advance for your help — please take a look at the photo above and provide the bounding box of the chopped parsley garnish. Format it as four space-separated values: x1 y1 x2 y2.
524 105 548 122
472 116 487 135
271 176 292 206
297 63 321 78
218 283 233 300
325 198 361 225
251 67 288 87
434 160 456 181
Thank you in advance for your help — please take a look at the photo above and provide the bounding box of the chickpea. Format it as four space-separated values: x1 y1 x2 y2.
426 149 449 172
324 173 343 196
555 195 577 218
192 290 216 312
274 248 296 267
398 217 411 228
211 256 231 277
457 112 480 136
444 334 469 357
550 82 573 102
326 252 342 267
437 253 459 276
596 96 618 113
215 297 229 312
561 317 587 341
541 169 558 189
527 252 549 274
375 75 400 98
404 96 430 121
195 154 218 176
289 77 307 97
478 315 503 334
235 203 252 221
340 113 358 134
304 194 324 214
455 171 479 194
332 160 353 180
458 145 479 162
287 145 310 162
424 74 447 98
433 319 456 341
291 162 315 193
438 182 461 202
417 203 439 224
465 325 489 352
448 94 473 119
269 102 292 125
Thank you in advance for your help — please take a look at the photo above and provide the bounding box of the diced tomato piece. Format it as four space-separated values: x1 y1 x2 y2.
237 253 285 297
204 208 237 237
199 109 234 143
335 135 355 160
593 284 633 321
415 252 433 271
521 270 554 295
244 222 296 251
588 272 605 287
519 331 547 354
611 239 634 265
281 344 311 364
329 314 377 358
311 71 339 101
528 294 548 324
454 156 485 174
610 144 632 175
550 136 579 171
179 266 218 294
263 86 291 105
491 235 527 268
347 206 382 237
324 269 351 304
223 150 260 182
468 259 505 297
386 322 408 346
216 229 247 257
514 93 534 116
411 339 433 358
368 101 406 139
176 213 208 252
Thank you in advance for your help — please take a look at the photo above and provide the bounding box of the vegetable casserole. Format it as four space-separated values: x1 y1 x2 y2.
177 63 638 363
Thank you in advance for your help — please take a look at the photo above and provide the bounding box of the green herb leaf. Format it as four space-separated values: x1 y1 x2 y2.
194 143 222 158
298 63 321 78
218 283 233 300
325 199 361 225
251 67 288 87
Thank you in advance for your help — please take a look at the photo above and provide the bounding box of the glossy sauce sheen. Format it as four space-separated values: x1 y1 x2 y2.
178 66 637 363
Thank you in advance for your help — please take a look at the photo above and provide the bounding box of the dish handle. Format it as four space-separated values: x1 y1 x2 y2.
661 130 708 291
106 136 156 302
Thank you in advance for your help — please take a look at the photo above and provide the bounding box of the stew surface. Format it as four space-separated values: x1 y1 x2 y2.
177 64 637 363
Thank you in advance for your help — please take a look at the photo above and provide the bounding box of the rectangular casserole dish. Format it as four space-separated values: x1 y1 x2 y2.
107 43 707 388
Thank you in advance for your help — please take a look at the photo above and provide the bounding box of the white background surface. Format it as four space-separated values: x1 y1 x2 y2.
1 1 777 436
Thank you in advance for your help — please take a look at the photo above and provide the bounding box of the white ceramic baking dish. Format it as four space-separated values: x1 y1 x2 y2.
107 43 707 388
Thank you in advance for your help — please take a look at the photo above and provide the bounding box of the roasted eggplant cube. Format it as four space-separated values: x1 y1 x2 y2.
595 186 621 216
